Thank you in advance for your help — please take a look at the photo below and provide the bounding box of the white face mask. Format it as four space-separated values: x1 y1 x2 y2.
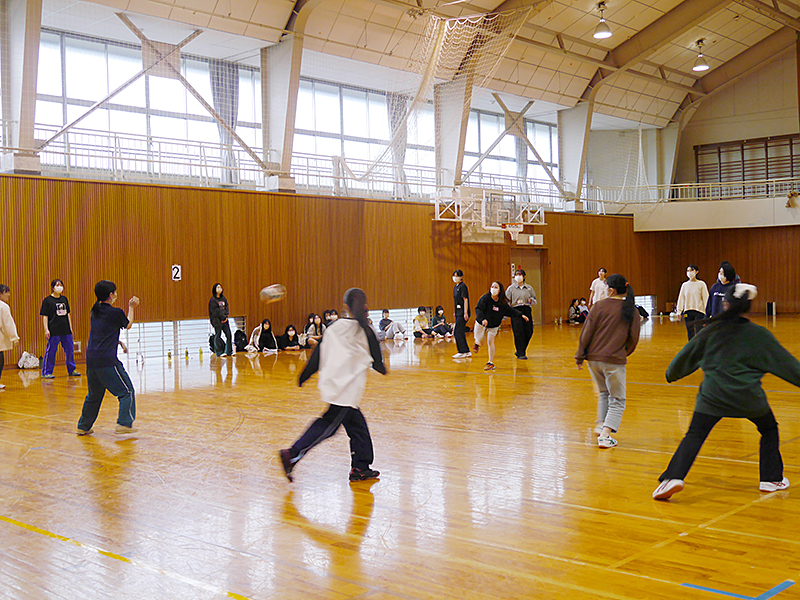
452 277 458 283
53 285 64 294
514 275 523 284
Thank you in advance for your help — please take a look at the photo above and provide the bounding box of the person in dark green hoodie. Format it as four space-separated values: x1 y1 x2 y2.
653 283 800 500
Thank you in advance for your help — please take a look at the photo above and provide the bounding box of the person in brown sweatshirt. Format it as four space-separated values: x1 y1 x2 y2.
575 274 641 448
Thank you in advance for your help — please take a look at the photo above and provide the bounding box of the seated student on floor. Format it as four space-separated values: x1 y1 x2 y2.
431 305 452 338
304 314 325 347
379 309 406 340
568 299 586 324
278 325 301 351
413 306 433 339
247 318 278 353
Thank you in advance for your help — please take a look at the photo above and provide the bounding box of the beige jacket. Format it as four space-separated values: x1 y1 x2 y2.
0 300 20 351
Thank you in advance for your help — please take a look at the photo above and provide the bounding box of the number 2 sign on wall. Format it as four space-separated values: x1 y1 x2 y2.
172 265 182 281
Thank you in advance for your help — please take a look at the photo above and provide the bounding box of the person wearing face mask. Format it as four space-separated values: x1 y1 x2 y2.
77 280 139 435
40 279 80 379
452 270 471 359
0 284 21 391
474 281 527 371
278 325 301 350
705 261 737 318
506 269 537 359
676 265 709 340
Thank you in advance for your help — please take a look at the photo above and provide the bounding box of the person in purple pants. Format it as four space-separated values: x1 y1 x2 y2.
40 278 80 379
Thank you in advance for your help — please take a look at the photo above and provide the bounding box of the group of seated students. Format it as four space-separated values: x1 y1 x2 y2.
245 310 341 354
411 306 453 339
567 298 590 324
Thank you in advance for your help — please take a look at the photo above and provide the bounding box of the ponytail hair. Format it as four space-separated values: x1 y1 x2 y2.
344 287 371 337
698 283 756 336
606 274 635 323
92 280 116 316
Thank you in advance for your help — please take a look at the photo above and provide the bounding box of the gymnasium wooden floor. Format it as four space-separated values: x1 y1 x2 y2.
1 316 799 599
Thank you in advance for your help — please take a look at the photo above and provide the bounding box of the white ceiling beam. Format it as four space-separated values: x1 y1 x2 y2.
734 0 800 31
694 25 795 93
608 0 732 69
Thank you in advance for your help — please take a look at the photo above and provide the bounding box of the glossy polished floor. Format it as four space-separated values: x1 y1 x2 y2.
1 316 799 599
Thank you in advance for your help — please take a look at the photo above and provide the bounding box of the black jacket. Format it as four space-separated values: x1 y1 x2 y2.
209 295 230 328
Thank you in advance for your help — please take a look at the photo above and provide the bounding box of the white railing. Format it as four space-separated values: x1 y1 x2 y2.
9 121 799 209
586 178 800 204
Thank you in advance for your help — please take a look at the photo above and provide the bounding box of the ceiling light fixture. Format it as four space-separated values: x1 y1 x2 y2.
693 39 710 72
593 2 612 40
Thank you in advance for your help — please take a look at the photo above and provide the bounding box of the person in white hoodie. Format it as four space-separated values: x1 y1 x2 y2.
0 284 21 390
279 288 387 483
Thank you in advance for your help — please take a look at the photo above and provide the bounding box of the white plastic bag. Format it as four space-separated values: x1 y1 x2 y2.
17 351 40 369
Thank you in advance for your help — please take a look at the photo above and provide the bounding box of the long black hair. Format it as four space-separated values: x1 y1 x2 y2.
92 280 116 316
491 281 509 305
211 283 223 298
344 287 371 337
605 274 635 324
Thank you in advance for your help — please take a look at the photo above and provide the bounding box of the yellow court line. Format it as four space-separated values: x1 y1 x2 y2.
0 514 250 600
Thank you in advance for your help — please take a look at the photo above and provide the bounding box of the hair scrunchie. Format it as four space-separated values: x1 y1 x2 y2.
733 283 757 301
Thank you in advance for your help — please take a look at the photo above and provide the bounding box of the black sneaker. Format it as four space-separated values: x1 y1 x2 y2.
349 468 380 482
279 449 294 482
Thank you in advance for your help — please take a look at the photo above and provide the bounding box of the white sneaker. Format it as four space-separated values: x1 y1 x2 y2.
597 436 617 449
653 479 684 500
759 477 790 492
452 352 471 359
0 383 5 390
114 425 139 434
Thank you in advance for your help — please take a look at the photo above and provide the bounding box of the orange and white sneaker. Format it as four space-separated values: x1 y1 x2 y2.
652 479 684 500
759 477 790 492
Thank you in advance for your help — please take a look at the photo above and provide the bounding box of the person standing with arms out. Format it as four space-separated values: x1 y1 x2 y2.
40 279 80 379
675 265 709 340
209 283 233 357
653 284 798 500
279 288 386 483
0 284 21 391
452 270 471 359
77 280 139 435
506 268 536 359
588 268 609 309
706 261 736 318
575 274 641 449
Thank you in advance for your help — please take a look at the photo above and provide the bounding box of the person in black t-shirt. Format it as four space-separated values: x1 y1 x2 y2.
40 278 80 379
452 269 471 358
77 280 140 435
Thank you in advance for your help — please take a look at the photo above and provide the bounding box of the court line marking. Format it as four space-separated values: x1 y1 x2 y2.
607 493 775 571
682 580 795 599
0 513 251 600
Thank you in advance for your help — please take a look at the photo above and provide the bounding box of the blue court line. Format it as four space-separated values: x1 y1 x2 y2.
682 580 794 600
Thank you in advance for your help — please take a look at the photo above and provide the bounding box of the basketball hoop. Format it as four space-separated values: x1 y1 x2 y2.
501 223 524 242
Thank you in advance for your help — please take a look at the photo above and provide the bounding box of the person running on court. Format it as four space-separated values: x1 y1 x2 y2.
40 278 81 378
575 274 641 449
653 283 800 500
452 270 471 359
279 288 386 483
473 281 528 371
506 269 536 359
77 280 140 435
676 265 709 340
